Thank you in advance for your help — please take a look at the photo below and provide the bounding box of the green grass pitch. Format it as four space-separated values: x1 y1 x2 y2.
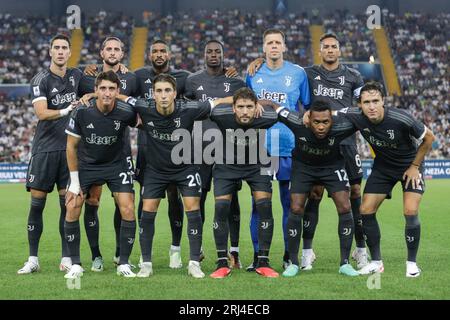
0 180 449 300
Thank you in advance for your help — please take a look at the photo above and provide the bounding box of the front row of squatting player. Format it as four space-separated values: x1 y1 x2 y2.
18 30 434 280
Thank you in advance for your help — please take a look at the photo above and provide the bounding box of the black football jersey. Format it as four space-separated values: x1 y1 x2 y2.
65 100 136 166
30 68 82 155
134 67 191 147
340 107 426 170
131 99 211 173
305 64 364 145
185 70 246 163
210 105 278 172
277 108 356 167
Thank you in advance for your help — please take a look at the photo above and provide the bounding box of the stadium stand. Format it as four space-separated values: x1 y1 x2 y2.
0 10 448 161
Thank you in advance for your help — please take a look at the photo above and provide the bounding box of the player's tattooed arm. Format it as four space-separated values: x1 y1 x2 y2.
66 135 84 206
33 100 77 120
403 126 435 189
84 64 98 76
257 99 280 110
211 96 233 108
224 66 239 78
119 63 129 74
247 57 265 76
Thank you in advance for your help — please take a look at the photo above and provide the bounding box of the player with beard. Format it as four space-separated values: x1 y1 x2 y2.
134 40 238 268
18 34 82 274
78 36 138 272
247 33 366 271
127 74 233 278
184 40 246 269
246 29 310 271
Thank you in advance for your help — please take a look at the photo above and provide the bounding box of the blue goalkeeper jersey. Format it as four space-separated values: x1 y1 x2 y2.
246 61 310 157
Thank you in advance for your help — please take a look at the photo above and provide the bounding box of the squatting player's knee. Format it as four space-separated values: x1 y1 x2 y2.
120 205 135 221
86 198 100 206
291 202 305 215
404 207 419 216
65 207 81 221
309 186 324 200
184 203 200 212
350 184 361 199
336 202 352 214
360 203 377 215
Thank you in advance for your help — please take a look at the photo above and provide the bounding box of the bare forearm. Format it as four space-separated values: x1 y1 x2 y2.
66 144 79 172
36 109 65 121
213 96 233 106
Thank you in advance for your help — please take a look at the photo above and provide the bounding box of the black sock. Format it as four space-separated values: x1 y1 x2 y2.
338 212 354 265
351 197 365 248
168 193 184 247
139 211 156 263
65 220 81 265
255 198 274 259
200 190 207 225
214 199 231 265
405 215 421 262
229 193 240 248
302 199 320 249
84 203 101 260
361 213 382 261
114 204 121 257
286 212 303 266
27 197 46 256
58 195 70 257
186 210 203 262
119 220 136 265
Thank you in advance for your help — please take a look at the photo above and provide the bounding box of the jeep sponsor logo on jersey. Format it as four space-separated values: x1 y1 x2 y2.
301 144 331 156
366 135 398 149
257 89 287 104
51 92 77 106
86 133 118 145
313 84 344 100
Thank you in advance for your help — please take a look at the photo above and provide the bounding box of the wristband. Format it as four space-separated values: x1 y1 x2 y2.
59 104 74 117
125 96 137 106
411 163 420 168
68 171 81 195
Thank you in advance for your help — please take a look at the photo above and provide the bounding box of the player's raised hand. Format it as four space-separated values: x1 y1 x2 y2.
224 66 238 78
247 57 264 77
84 64 98 76
403 165 421 190
119 63 129 74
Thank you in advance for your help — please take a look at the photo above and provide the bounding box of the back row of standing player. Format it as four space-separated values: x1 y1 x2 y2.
18 29 433 279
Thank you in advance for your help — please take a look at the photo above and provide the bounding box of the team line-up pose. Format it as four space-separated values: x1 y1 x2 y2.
18 29 434 279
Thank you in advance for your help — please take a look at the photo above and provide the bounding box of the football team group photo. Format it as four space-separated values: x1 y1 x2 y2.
0 0 449 301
